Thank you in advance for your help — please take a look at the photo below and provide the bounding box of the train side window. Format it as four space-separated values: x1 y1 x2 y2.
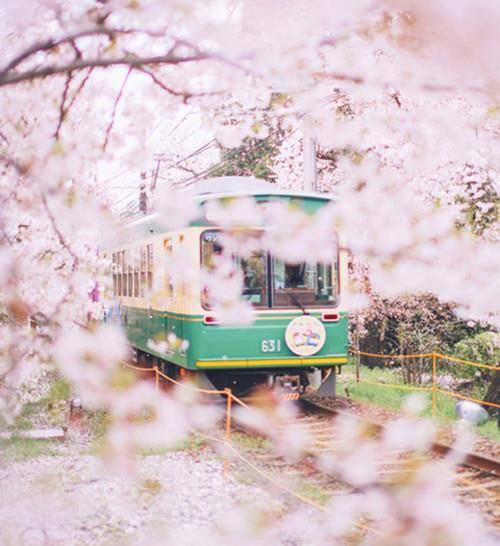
140 246 146 297
134 271 139 297
112 253 117 295
133 247 139 298
123 266 128 296
147 244 153 291
164 239 174 298
115 252 120 296
119 251 125 296
123 250 129 297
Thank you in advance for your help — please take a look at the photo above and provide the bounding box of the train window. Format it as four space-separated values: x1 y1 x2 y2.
235 254 268 307
121 251 126 296
134 272 139 297
140 246 146 297
116 251 123 296
112 253 116 295
123 269 128 296
272 259 338 308
201 230 268 308
164 240 174 297
147 244 153 291
201 230 223 270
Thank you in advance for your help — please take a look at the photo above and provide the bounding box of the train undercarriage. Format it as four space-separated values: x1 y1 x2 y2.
133 348 338 398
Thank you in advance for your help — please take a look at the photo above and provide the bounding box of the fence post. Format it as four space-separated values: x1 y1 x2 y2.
223 388 233 481
225 388 232 440
432 353 437 419
154 366 159 393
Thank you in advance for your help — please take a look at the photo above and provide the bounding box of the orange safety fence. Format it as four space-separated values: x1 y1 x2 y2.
120 360 254 441
349 350 500 416
121 361 380 536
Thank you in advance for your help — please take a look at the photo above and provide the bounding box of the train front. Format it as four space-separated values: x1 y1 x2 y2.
185 187 349 397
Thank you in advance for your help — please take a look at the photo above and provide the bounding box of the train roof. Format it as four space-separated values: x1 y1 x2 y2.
117 176 334 236
183 176 334 202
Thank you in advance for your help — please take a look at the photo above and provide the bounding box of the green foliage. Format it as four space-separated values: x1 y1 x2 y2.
0 437 59 461
455 174 499 237
8 377 72 432
230 431 269 452
357 293 482 360
294 480 331 505
452 332 499 365
210 135 281 181
210 92 289 181
338 364 500 442
47 378 71 402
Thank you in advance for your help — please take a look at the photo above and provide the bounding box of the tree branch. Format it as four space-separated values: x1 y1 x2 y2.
54 71 73 139
102 66 132 151
0 26 166 79
65 67 94 112
135 66 221 102
0 50 210 88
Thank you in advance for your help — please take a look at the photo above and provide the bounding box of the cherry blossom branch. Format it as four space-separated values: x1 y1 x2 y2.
65 67 94 112
0 25 253 89
40 193 81 323
135 66 222 102
315 70 485 95
0 27 165 78
54 72 73 139
0 50 210 88
41 193 79 275
102 66 132 151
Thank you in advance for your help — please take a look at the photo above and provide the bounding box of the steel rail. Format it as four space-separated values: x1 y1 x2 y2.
299 398 500 478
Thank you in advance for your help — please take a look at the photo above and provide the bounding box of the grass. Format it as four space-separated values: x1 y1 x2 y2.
294 480 331 505
0 437 60 462
0 377 72 461
230 431 269 452
139 433 208 456
8 377 72 432
338 364 500 442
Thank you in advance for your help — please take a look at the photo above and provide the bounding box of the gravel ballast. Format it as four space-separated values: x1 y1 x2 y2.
0 448 276 545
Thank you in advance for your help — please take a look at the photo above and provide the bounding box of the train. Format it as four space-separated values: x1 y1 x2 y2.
106 176 348 397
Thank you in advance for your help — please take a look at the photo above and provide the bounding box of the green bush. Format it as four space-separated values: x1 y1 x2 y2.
452 332 499 365
446 333 499 398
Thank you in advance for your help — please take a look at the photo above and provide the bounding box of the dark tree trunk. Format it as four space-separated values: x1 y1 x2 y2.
483 369 499 426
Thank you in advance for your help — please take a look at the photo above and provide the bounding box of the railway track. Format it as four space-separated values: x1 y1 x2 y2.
230 396 500 530
122 361 500 529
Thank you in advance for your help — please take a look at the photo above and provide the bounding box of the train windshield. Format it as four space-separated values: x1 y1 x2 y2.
271 260 338 308
201 230 268 308
201 230 338 309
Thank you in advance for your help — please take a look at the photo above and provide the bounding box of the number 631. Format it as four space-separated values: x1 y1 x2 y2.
261 339 282 353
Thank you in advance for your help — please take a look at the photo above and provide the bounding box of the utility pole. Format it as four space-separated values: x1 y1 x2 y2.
139 172 148 215
150 159 161 194
303 116 318 192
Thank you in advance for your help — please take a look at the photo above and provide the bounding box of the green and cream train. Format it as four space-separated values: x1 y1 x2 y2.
107 177 348 396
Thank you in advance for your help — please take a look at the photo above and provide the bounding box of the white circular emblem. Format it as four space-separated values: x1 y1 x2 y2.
285 316 326 356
